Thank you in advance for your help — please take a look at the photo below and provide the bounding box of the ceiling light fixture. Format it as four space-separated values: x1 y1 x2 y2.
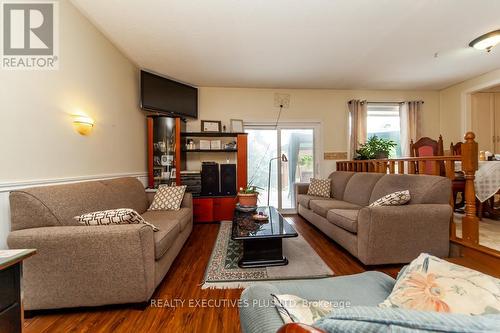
469 30 500 52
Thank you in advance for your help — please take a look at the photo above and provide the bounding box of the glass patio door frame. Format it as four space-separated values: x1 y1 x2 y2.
245 122 321 213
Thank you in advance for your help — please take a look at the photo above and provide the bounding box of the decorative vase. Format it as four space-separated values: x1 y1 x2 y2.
238 193 258 207
375 151 389 159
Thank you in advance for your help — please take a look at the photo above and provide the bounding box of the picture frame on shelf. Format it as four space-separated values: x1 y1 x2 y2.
210 140 221 150
201 120 222 133
230 119 244 133
199 140 211 150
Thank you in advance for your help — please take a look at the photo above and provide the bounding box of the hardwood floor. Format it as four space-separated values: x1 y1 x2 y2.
23 215 402 333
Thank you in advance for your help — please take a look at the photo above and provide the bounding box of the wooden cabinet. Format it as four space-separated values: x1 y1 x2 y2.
0 250 36 333
147 116 184 189
193 198 214 223
193 197 237 223
213 197 238 221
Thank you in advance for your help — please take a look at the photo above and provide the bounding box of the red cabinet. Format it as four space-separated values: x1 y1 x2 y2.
193 198 214 223
193 197 237 223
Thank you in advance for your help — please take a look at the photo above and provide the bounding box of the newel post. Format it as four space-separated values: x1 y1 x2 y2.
461 132 479 244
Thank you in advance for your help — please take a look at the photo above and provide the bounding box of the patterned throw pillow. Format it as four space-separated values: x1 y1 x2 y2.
369 190 410 207
75 208 159 231
271 294 335 325
379 253 500 315
307 178 331 198
149 185 186 211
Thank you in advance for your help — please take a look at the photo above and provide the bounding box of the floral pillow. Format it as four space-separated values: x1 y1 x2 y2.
379 253 500 315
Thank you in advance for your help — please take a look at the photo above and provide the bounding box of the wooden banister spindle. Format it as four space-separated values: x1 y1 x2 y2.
418 160 426 175
409 161 415 174
461 132 479 244
432 161 440 176
444 160 454 179
398 161 404 174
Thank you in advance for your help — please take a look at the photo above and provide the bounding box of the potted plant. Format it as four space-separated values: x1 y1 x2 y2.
355 135 397 160
238 184 263 207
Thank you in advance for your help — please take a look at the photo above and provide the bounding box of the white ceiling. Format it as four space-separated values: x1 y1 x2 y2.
71 0 500 90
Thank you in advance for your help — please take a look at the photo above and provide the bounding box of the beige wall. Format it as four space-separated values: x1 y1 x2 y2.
439 69 500 145
187 87 440 176
0 1 146 183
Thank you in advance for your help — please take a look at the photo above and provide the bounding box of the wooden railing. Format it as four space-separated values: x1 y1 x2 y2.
336 132 480 245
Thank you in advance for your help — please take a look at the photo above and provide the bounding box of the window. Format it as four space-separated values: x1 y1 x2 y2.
366 103 401 158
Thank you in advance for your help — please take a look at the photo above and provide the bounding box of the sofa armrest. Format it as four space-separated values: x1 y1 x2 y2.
277 323 327 333
7 224 155 310
295 182 310 196
182 192 193 209
294 182 310 209
357 204 451 265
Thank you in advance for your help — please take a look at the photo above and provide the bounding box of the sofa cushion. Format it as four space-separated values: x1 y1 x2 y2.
328 171 355 199
326 209 359 233
143 207 192 231
101 177 150 214
142 211 183 259
297 194 332 209
309 200 361 218
369 174 451 205
342 173 385 206
9 177 149 230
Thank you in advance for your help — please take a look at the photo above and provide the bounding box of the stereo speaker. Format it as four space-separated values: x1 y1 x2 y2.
201 162 219 195
220 164 237 195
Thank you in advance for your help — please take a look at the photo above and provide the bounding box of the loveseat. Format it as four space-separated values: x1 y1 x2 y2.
7 177 192 310
295 172 452 265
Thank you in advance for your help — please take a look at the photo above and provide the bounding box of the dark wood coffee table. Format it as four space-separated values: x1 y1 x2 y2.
231 206 298 268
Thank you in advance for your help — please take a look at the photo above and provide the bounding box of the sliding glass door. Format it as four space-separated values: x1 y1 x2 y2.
246 123 319 212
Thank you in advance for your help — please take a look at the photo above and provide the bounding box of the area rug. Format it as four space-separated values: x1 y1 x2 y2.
201 221 334 289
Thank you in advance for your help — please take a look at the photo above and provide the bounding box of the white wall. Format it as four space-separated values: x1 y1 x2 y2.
186 87 441 175
0 1 146 248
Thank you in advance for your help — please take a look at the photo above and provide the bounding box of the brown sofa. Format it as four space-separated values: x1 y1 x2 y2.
7 177 192 310
296 172 452 265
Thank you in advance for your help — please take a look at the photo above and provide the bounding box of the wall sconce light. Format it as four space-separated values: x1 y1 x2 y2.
469 30 500 52
72 115 94 135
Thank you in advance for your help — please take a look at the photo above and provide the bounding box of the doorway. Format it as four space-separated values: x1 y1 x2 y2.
245 123 320 213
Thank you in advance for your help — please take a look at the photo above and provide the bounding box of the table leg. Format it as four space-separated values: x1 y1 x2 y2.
239 238 288 268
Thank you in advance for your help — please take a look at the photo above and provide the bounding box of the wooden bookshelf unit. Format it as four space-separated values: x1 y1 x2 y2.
147 117 248 223
182 132 248 223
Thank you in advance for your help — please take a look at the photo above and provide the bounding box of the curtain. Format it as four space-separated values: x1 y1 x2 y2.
400 101 423 156
348 100 367 158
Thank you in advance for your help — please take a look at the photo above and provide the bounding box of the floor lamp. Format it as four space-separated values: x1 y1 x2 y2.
267 154 288 207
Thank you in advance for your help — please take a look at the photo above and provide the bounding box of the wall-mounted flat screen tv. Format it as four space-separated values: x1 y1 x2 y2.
140 70 198 118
